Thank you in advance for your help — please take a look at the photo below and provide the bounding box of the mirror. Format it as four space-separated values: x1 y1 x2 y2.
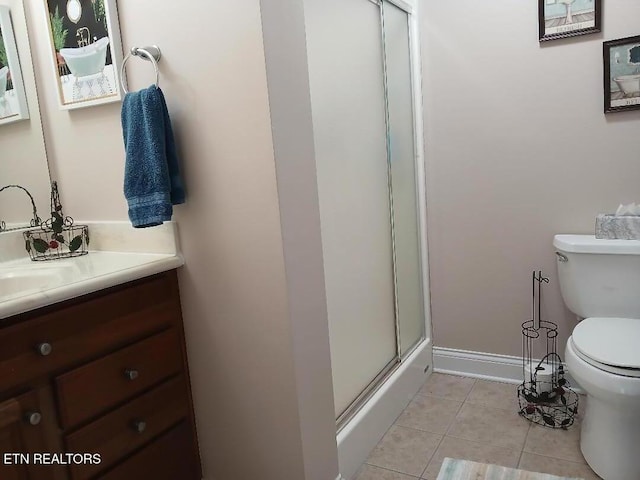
0 5 29 123
0 0 51 231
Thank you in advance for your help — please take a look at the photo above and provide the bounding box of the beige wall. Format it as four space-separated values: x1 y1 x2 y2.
422 1 640 357
25 0 338 478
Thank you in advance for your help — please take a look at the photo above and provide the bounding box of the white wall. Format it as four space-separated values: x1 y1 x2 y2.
25 0 339 478
422 1 640 357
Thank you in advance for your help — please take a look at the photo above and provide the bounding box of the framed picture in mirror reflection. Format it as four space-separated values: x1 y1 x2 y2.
42 0 124 109
0 6 30 125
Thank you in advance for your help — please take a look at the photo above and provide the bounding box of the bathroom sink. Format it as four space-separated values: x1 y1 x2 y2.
0 265 69 300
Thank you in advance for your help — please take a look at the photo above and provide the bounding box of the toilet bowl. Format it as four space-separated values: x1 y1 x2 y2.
565 320 640 480
555 235 640 480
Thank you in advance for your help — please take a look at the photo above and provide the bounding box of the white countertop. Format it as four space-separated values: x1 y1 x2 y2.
0 251 184 319
0 221 184 319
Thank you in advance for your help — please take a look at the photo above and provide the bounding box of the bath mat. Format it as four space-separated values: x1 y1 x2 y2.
436 458 584 480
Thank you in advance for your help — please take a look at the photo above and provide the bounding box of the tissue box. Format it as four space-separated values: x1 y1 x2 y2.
595 214 640 240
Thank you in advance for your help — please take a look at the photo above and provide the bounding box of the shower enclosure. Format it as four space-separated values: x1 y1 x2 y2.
304 0 429 434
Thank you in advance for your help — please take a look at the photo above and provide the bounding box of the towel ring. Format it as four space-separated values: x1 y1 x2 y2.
120 45 162 94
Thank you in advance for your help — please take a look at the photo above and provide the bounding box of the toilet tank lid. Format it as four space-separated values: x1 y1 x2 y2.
554 234 640 254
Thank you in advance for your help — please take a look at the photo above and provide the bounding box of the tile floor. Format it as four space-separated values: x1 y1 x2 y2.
354 373 601 480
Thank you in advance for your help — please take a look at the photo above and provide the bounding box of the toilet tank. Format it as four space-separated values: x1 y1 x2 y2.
554 235 640 319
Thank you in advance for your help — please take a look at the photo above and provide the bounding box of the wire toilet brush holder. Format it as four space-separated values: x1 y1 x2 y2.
517 271 578 429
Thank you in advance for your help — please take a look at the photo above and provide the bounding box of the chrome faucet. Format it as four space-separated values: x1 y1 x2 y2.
0 184 42 232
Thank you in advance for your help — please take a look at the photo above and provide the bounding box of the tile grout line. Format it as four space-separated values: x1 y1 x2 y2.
462 399 524 413
418 430 447 479
520 450 594 466
403 375 474 479
462 378 477 402
517 421 533 468
413 392 471 402
444 379 477 436
420 377 475 479
441 431 527 452
364 462 421 479
392 423 449 436
414 376 476 401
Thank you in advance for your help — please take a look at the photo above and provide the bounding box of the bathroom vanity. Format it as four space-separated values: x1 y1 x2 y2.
0 270 201 480
0 224 201 480
0 270 200 479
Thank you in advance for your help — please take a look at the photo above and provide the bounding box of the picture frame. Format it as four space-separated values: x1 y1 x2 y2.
603 35 640 113
0 5 30 125
41 0 124 110
538 0 601 42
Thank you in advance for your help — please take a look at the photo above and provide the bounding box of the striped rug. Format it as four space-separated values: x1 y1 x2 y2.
436 458 584 480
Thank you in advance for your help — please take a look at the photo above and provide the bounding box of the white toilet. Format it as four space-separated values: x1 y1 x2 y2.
554 235 640 480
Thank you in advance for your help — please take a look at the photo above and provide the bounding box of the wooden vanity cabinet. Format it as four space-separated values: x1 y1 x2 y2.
0 271 201 480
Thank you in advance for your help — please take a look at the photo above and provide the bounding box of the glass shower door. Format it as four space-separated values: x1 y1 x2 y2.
305 0 425 425
306 0 399 420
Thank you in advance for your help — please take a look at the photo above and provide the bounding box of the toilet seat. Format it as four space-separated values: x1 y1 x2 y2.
571 317 640 378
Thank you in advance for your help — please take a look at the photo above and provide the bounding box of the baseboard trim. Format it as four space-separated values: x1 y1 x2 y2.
433 346 583 394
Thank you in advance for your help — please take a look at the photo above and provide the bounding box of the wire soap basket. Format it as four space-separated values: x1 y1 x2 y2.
23 182 89 261
517 271 578 429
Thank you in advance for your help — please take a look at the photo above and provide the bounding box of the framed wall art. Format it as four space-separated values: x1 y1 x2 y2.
603 35 640 113
539 0 601 42
0 5 29 125
42 0 124 109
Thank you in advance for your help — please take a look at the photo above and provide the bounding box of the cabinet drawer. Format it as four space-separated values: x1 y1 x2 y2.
65 375 189 480
56 329 183 429
96 421 199 480
0 274 179 393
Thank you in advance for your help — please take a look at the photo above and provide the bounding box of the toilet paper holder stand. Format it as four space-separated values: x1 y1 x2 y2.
517 270 579 429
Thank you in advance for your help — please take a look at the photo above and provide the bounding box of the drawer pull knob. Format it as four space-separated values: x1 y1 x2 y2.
36 343 52 356
124 369 139 381
25 411 42 426
132 420 147 433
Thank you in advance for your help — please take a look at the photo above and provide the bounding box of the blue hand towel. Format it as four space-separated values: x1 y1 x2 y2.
121 86 185 228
